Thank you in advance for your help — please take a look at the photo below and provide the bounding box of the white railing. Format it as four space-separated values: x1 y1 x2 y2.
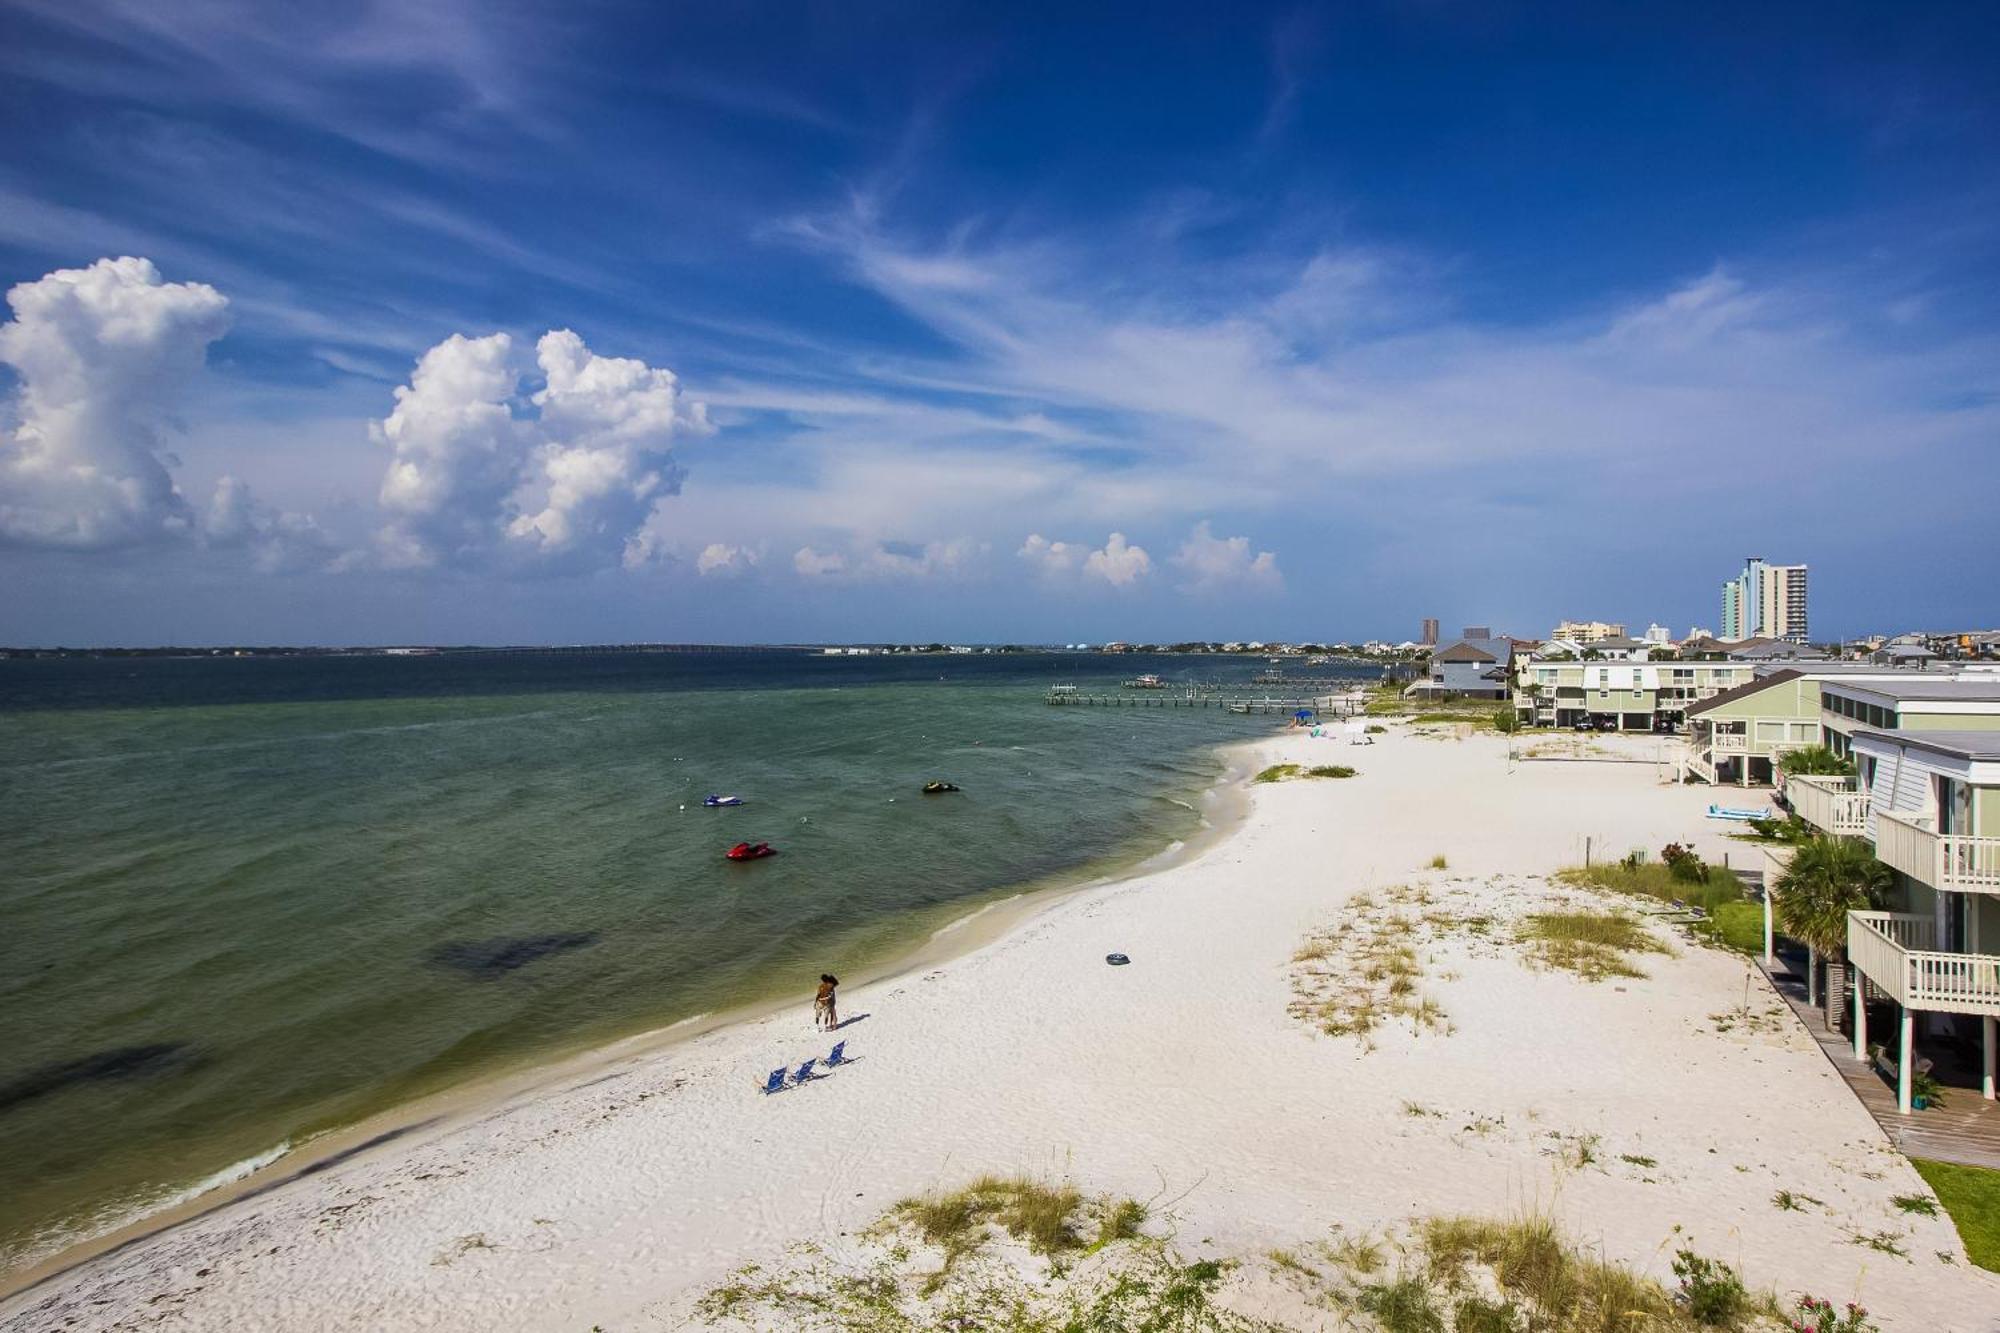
1840 908 1920 1000
1787 774 1870 835
1848 911 2000 1015
1871 807 2000 893
1713 733 1748 753
1681 744 1717 785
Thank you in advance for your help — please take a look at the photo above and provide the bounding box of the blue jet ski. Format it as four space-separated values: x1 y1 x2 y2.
703 794 744 808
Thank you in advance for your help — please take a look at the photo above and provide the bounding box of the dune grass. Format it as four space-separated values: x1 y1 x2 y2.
1254 762 1356 783
1339 1214 1779 1333
1556 860 1745 915
1911 1159 2000 1271
1518 911 1668 980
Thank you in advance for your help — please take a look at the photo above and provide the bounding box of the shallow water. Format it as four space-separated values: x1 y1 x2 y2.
0 650 1359 1268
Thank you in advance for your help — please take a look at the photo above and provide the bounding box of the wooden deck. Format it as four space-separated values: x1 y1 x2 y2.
1759 957 2000 1170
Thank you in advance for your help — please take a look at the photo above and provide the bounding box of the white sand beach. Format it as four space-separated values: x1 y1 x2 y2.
5 726 1996 1331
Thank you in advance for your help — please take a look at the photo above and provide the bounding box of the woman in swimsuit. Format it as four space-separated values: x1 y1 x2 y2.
813 973 839 1030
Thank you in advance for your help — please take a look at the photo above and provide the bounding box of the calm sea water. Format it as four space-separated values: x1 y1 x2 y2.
0 650 1358 1269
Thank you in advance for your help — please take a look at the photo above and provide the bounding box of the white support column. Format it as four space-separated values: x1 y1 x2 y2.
1898 1009 1915 1115
1853 971 1867 1060
1762 892 1774 966
1806 946 1818 1008
1985 1016 1996 1101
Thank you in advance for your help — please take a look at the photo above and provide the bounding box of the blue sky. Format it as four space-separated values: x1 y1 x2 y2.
1 1 1996 645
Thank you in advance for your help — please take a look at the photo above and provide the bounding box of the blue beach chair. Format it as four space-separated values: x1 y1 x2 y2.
826 1041 848 1067
792 1058 817 1085
758 1067 786 1095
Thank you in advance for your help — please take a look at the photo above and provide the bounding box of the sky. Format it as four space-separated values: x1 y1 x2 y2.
1 1 1996 646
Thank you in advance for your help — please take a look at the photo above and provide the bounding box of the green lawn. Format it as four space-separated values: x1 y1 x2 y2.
1910 1159 2000 1271
1694 900 1765 955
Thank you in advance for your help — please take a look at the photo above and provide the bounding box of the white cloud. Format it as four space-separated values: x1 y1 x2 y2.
0 256 229 549
0 256 330 569
793 538 975 581
697 541 754 576
1019 531 1152 587
793 545 845 577
1171 521 1280 592
372 327 710 572
202 474 337 572
1084 532 1151 586
1018 533 1084 574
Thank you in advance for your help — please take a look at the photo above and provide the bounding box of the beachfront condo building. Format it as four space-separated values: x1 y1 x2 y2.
1678 664 1999 786
1719 557 1809 643
1514 657 1754 732
1778 728 2000 1113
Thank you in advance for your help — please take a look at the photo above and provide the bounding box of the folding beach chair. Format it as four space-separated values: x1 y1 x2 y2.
792 1058 817 1085
758 1067 787 1095
825 1041 848 1067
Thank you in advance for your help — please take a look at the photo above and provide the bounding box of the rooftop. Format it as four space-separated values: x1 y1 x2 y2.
1823 678 2000 704
1850 728 2000 763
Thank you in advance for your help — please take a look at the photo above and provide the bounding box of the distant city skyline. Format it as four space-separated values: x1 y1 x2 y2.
3 3 1998 645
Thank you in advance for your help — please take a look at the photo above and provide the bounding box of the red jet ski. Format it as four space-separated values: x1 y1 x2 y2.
726 841 776 861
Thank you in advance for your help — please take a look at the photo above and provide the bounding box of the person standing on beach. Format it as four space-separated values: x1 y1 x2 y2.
813 974 839 1030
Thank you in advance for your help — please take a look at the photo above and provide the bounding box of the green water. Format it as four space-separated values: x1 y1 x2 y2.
0 651 1310 1269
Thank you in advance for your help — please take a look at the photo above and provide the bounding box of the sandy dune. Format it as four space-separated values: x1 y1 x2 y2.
5 725 1995 1330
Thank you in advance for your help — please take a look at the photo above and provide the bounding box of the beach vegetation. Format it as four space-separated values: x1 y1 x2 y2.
1773 835 1894 1026
1490 706 1519 733
1744 815 1812 843
1518 911 1666 980
1786 1295 1882 1332
1621 1154 1657 1169
1910 1158 2000 1271
1323 1230 1387 1275
1777 746 1854 778
1556 859 1741 913
1255 762 1357 783
1847 1229 1907 1258
1427 854 1448 870
1671 1249 1750 1326
1771 1191 1821 1212
1888 1192 1937 1217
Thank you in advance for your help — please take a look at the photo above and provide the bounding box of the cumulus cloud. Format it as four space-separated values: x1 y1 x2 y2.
202 474 337 572
793 545 845 577
1171 520 1280 592
373 327 710 572
0 256 229 549
0 256 329 569
1019 531 1151 587
696 541 754 575
793 538 975 581
1084 532 1151 586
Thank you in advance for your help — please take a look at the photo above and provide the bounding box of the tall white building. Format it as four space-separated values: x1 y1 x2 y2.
1720 557 1809 642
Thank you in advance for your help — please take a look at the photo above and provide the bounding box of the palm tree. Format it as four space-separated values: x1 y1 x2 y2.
1778 745 1853 778
1774 834 1894 1030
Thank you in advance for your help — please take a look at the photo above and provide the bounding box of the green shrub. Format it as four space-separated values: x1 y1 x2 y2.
1671 1249 1748 1326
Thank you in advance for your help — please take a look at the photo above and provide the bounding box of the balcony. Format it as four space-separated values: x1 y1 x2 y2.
1786 773 1870 836
1713 732 1748 754
1848 912 2000 1016
1872 807 2000 894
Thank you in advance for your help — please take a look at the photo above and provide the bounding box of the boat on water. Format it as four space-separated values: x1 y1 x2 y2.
1251 669 1285 684
922 781 961 794
726 841 776 861
1122 674 1167 690
1227 702 1251 714
703 794 744 807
